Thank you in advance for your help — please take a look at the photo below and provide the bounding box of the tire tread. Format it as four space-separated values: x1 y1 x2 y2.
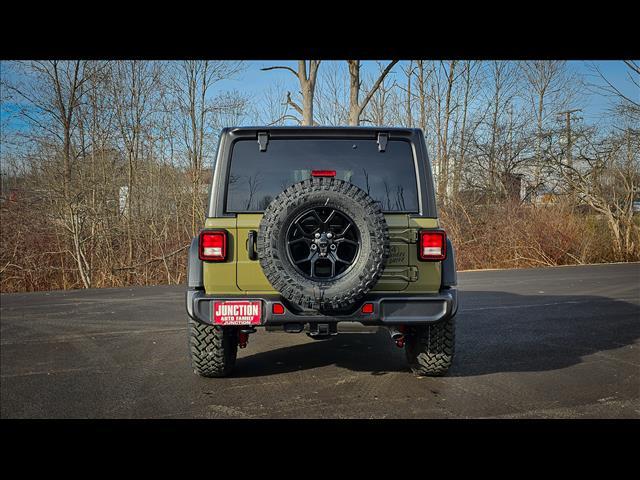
405 317 455 376
188 318 238 377
257 177 389 311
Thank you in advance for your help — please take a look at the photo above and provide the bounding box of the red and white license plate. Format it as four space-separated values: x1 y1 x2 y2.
212 301 262 325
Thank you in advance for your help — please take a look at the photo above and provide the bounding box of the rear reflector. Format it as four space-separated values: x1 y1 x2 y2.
311 170 336 177
272 303 285 315
419 230 446 261
199 230 227 261
361 303 374 314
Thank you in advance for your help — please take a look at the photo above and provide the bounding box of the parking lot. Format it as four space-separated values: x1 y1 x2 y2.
1 263 638 418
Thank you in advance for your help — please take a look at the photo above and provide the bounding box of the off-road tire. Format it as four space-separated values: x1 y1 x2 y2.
257 177 389 311
405 317 455 376
188 318 238 377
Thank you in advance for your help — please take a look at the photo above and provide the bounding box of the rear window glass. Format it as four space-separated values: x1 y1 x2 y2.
225 138 419 212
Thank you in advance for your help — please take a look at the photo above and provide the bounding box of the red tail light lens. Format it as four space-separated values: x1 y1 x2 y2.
361 303 374 314
272 303 285 315
199 230 227 261
419 230 446 261
311 170 336 177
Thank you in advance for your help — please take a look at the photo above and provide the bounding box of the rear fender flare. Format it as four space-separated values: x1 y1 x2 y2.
441 238 457 287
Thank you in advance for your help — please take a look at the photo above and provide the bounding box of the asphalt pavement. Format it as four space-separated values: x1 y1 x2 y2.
1 263 638 418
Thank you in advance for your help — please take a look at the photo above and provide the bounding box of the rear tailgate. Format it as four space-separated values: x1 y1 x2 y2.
236 214 270 292
236 213 413 293
203 215 442 295
236 214 417 293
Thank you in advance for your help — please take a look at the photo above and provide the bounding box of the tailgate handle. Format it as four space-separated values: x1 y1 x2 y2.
247 230 258 260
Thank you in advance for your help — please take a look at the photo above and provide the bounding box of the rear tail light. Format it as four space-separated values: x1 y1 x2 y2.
199 230 227 261
272 303 285 315
419 230 446 261
311 170 336 177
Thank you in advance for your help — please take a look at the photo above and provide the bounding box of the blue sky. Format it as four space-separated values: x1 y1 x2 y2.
219 60 639 122
2 60 638 132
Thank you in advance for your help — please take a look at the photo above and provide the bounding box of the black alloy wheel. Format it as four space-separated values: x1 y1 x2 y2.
285 207 361 280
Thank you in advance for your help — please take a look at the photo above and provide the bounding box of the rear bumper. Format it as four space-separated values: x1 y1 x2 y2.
186 288 457 326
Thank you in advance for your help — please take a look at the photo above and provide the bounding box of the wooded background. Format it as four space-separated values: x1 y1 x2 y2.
1 60 638 292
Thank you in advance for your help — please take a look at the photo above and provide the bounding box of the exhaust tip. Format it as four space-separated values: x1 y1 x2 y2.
388 326 404 340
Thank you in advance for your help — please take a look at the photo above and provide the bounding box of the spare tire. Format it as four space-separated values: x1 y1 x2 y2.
257 177 389 311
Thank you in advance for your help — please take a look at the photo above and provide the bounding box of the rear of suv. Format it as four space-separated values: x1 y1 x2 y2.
186 127 458 377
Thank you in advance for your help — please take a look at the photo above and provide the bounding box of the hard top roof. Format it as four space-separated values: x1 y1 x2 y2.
222 126 423 137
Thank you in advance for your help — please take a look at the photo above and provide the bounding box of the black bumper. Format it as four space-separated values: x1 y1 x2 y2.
186 288 457 326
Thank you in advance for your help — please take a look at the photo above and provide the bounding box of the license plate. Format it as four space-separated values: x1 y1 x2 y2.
212 301 262 325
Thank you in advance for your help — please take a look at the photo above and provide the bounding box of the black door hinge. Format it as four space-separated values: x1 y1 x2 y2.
377 132 388 152
258 132 269 152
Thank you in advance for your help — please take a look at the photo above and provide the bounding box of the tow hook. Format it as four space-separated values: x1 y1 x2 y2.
388 326 406 348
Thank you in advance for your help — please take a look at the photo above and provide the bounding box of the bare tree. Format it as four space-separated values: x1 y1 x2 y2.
587 60 640 123
481 61 521 197
314 62 349 125
347 60 399 125
3 61 96 288
414 60 435 134
169 60 244 234
520 60 578 188
550 125 639 260
110 61 163 269
437 60 459 200
258 80 297 125
452 61 480 197
3 59 640 293
261 61 321 126
364 61 398 126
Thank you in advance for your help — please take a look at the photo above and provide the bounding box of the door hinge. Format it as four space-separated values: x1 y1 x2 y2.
257 131 269 152
380 266 419 282
377 132 388 152
408 266 419 282
388 229 419 244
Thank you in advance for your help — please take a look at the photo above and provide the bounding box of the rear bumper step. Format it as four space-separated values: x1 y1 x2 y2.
186 289 457 326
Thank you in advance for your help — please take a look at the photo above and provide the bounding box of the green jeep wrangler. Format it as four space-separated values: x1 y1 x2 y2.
186 127 458 377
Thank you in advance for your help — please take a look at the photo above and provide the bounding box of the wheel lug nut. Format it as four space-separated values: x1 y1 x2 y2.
315 233 320 238
330 244 336 250
327 233 333 239
310 244 317 250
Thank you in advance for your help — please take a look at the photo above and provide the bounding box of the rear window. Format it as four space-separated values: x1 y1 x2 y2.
225 138 419 212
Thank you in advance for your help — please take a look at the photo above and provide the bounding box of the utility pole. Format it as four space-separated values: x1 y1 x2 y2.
557 108 581 204
508 102 513 161
557 109 582 169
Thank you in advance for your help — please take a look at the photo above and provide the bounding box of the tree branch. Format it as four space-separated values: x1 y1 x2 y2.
261 65 299 78
358 60 399 115
284 91 304 117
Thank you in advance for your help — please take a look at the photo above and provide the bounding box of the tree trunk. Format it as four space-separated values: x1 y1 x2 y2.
302 83 314 126
454 61 472 199
439 60 457 202
348 60 361 126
